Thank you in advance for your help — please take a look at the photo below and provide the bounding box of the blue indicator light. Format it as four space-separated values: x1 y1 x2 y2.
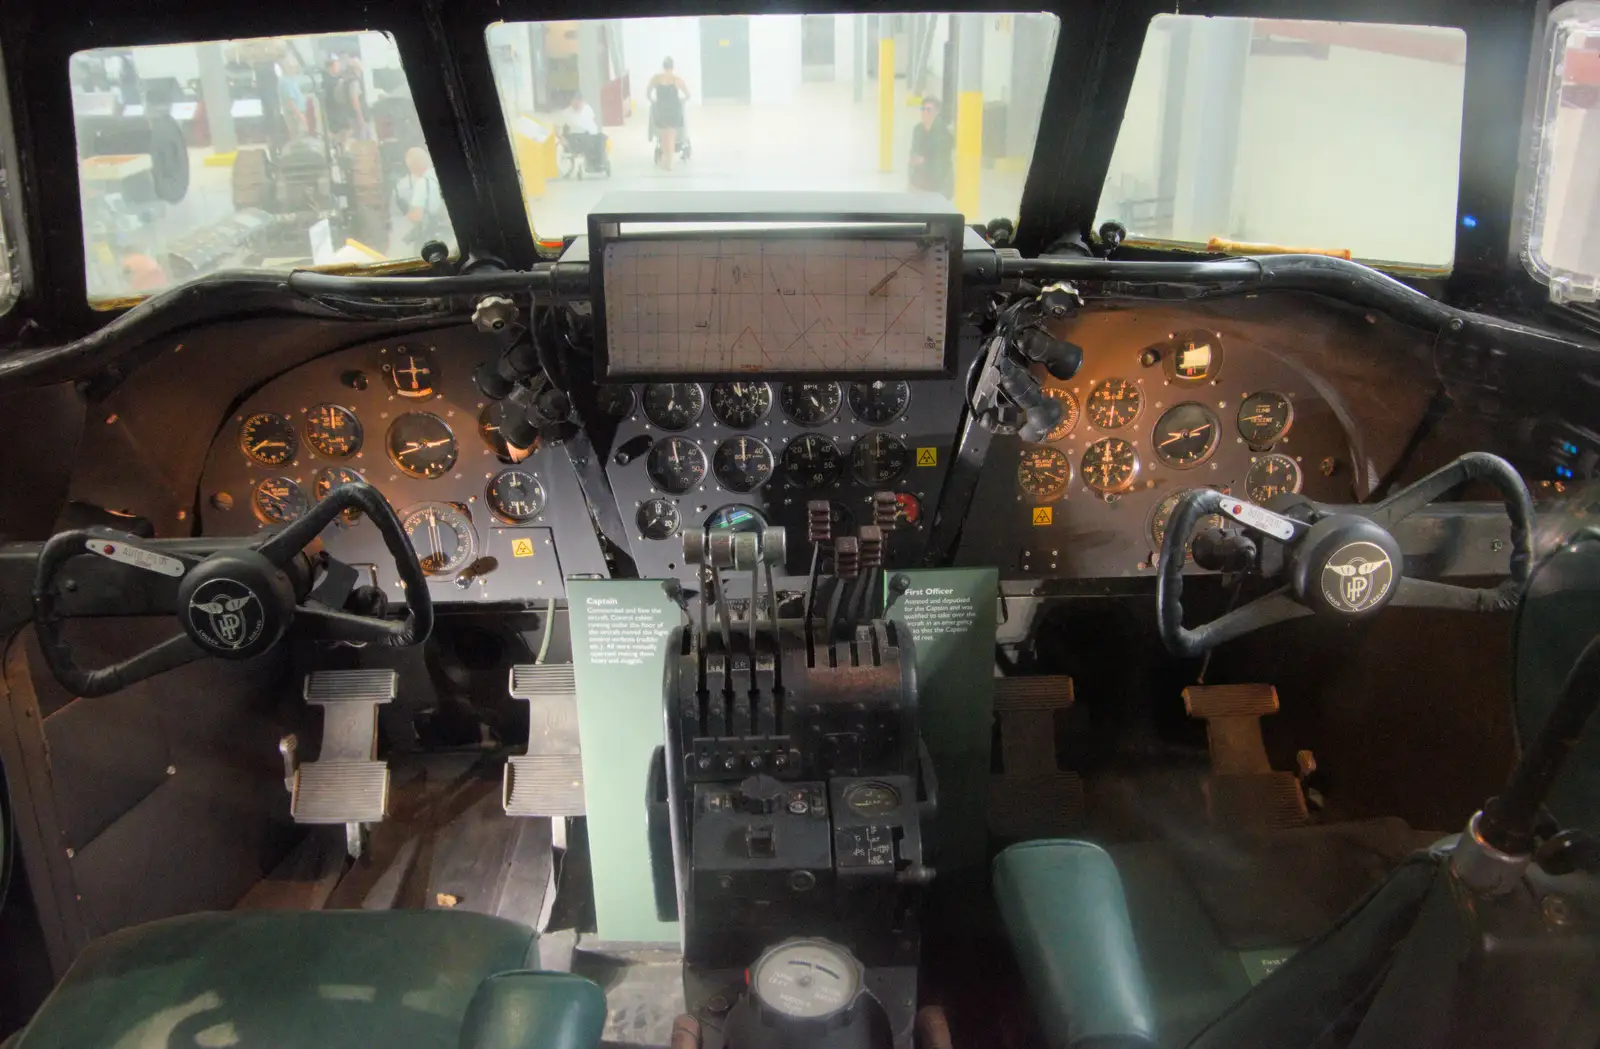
1556 464 1575 479
1461 215 1478 229
1561 441 1580 456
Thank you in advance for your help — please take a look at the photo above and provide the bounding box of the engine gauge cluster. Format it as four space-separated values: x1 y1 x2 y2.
1086 378 1142 430
1082 438 1139 494
487 468 545 522
240 412 298 466
713 436 774 492
387 413 458 479
710 382 771 428
1017 446 1072 501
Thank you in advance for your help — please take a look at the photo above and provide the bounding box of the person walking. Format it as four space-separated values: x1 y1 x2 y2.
649 57 689 171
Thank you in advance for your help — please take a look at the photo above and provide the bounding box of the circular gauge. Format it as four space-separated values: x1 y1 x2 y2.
385 349 437 398
848 380 911 425
751 939 860 1021
779 434 844 488
479 404 533 463
1246 454 1303 504
647 437 708 494
387 413 457 479
1086 379 1142 430
304 404 362 458
710 382 772 428
641 383 704 431
851 433 910 485
487 469 546 522
1238 391 1294 445
1152 402 1221 469
780 381 842 426
252 476 307 524
1162 330 1224 384
240 412 298 466
1081 438 1140 494
1149 489 1227 551
637 498 681 540
713 436 774 493
402 502 476 576
595 385 636 419
1045 387 1080 441
706 505 766 533
843 781 902 816
894 491 922 527
1018 445 1072 501
313 466 365 521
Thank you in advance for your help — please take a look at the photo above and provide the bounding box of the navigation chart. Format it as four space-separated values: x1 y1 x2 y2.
602 236 949 375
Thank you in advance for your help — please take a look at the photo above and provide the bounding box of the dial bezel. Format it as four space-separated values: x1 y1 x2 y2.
303 403 363 459
847 380 912 425
1085 378 1143 431
486 468 547 523
1237 391 1295 445
709 381 773 428
386 412 459 479
240 412 299 467
400 501 477 576
1081 437 1141 494
712 435 775 493
647 437 708 494
1151 402 1222 469
1245 453 1304 503
251 476 307 524
641 383 705 431
779 381 843 426
779 433 844 488
636 498 681 540
1044 387 1080 441
1017 444 1073 501
850 432 910 486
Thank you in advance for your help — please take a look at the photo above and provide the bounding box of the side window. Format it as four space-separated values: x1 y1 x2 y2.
1524 1 1600 302
1096 15 1466 271
71 32 454 305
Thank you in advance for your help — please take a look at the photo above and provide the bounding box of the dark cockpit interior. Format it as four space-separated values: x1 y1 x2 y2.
2 2 1600 1048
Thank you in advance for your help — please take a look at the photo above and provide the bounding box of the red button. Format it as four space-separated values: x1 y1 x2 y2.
103 544 115 554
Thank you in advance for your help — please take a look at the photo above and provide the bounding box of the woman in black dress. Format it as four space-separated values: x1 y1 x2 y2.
649 56 689 170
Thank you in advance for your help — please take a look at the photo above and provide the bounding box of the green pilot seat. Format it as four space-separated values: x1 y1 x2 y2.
7 910 606 1049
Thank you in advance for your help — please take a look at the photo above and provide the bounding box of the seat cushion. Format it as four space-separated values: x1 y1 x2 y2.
994 840 1158 1049
12 910 601 1049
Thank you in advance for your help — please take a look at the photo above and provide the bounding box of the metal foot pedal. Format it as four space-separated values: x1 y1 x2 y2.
1183 683 1308 829
989 675 1083 838
288 670 396 842
504 664 585 817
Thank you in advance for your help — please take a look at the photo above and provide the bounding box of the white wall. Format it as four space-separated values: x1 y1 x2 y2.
836 14 856 84
1230 37 1464 264
750 15 802 104
620 17 701 107
981 14 1014 100
130 44 200 84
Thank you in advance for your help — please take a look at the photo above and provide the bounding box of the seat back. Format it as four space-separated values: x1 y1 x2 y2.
1513 527 1600 832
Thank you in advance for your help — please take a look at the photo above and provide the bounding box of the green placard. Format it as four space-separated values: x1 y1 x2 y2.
886 567 999 874
568 579 683 945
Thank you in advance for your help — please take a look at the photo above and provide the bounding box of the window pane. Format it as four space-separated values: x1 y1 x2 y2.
485 13 1060 239
1525 2 1600 302
72 32 454 304
1096 16 1465 270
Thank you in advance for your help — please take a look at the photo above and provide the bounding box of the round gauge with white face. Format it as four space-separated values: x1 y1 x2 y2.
486 469 545 522
402 502 476 576
252 477 307 524
751 939 861 1021
713 436 774 493
1081 437 1139 494
1086 379 1142 430
642 383 704 431
709 381 772 428
304 404 362 458
648 437 707 494
780 382 842 426
1246 454 1303 504
848 380 911 425
240 412 298 466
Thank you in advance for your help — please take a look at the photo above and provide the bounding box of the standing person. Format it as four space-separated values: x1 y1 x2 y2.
649 57 689 171
392 147 446 255
908 96 955 200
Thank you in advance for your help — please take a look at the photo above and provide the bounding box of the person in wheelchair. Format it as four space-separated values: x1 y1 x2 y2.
560 91 608 175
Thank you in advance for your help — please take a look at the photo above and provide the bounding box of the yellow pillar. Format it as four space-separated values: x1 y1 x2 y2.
878 37 896 173
954 90 982 219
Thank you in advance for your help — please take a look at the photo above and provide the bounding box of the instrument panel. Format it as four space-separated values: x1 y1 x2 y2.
196 333 609 604
603 373 968 583
955 317 1361 578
